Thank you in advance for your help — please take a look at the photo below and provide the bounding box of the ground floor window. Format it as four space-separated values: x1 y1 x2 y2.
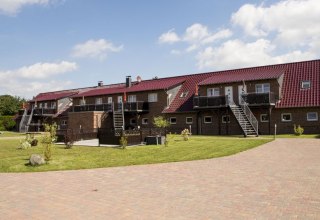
307 112 318 121
130 118 137 125
61 120 67 125
204 116 212 123
142 118 148 124
170 117 177 124
186 117 193 124
222 115 230 123
281 113 292 122
260 114 269 122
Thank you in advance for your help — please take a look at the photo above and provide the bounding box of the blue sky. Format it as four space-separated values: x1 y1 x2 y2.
0 0 319 98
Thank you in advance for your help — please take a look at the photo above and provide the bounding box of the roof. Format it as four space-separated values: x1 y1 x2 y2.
72 77 186 98
198 67 286 85
275 60 320 108
33 91 78 102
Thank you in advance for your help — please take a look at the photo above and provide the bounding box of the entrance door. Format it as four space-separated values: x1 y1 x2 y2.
225 86 233 104
117 96 123 111
238 85 247 104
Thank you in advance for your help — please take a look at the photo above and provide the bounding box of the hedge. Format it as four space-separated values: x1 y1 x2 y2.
0 116 16 131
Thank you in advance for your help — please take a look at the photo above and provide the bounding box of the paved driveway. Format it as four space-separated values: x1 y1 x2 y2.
1 138 319 219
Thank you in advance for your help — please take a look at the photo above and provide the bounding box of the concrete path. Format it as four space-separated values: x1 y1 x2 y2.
1 138 319 219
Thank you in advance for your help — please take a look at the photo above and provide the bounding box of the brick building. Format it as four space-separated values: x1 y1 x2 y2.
17 60 320 141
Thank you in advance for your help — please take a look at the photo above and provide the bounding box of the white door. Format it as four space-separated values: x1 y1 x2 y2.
238 85 247 104
225 86 233 104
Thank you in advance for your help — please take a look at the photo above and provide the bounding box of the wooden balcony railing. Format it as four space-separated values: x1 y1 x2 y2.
241 92 275 105
193 96 228 109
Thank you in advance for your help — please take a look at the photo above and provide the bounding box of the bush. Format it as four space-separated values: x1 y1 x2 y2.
18 133 38 149
119 135 128 149
294 124 304 136
19 140 31 149
181 128 191 141
0 116 16 131
41 123 57 161
165 132 176 147
64 129 75 149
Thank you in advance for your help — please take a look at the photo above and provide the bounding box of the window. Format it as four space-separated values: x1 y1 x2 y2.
44 103 48 109
39 103 43 108
281 113 292 122
307 112 318 121
186 117 193 124
130 118 137 125
255 83 270 93
222 115 230 123
80 99 86 105
204 116 212 123
95 98 102 105
180 91 189 98
167 93 172 106
148 93 158 102
260 114 269 122
61 120 67 125
170 117 177 124
207 88 220 97
301 80 311 89
108 97 113 104
51 102 56 109
142 118 148 125
128 95 136 102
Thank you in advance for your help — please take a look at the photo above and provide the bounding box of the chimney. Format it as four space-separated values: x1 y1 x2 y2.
126 76 132 88
98 81 103 87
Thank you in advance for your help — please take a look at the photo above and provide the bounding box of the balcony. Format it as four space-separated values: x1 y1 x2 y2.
73 104 112 112
123 101 149 112
193 96 228 109
33 108 57 115
241 92 276 106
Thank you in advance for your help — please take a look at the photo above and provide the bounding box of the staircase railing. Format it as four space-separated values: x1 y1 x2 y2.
19 109 28 132
229 101 249 133
239 96 258 134
26 108 34 132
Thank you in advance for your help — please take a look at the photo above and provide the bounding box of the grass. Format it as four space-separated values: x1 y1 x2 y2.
0 131 27 137
0 135 272 173
264 134 320 139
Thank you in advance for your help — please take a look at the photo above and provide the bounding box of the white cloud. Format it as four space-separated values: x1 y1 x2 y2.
0 0 55 16
71 39 123 60
196 39 316 70
231 0 320 46
0 61 77 98
158 29 180 44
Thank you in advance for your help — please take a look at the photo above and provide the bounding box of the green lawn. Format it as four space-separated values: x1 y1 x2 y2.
0 135 272 173
0 131 27 137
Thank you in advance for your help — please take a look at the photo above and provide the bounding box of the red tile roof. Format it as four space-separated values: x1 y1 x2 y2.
34 91 78 102
198 67 285 85
275 60 320 108
72 77 186 98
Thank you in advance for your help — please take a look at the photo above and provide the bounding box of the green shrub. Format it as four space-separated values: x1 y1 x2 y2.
41 123 57 161
64 129 75 149
119 135 128 149
165 132 176 147
0 116 16 131
294 124 304 136
181 128 191 141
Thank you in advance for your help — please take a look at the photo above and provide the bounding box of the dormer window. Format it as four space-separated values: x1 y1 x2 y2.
301 80 311 89
180 91 189 98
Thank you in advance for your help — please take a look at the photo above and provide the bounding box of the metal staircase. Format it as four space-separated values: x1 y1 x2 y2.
19 108 34 132
229 98 258 137
113 103 125 130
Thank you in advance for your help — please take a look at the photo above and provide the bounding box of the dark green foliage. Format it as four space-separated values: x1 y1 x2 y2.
0 95 25 116
0 116 16 131
64 129 75 149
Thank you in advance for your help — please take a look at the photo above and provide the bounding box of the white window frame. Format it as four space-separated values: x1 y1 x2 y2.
222 115 230 123
255 83 270 93
204 116 212 124
44 103 48 109
207 88 220 97
128 95 137 102
142 118 148 125
61 120 67 125
170 117 177 124
95 97 102 105
301 80 311 89
260 114 269 122
148 93 158 102
180 91 189 98
51 102 56 109
281 113 292 122
186 117 193 124
307 112 318 121
39 103 43 108
108 97 113 104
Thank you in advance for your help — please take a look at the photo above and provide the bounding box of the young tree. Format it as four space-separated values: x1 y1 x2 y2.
41 123 57 161
153 116 170 136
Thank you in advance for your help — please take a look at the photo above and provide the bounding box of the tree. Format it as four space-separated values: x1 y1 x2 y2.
41 123 57 161
153 116 170 136
0 95 25 116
